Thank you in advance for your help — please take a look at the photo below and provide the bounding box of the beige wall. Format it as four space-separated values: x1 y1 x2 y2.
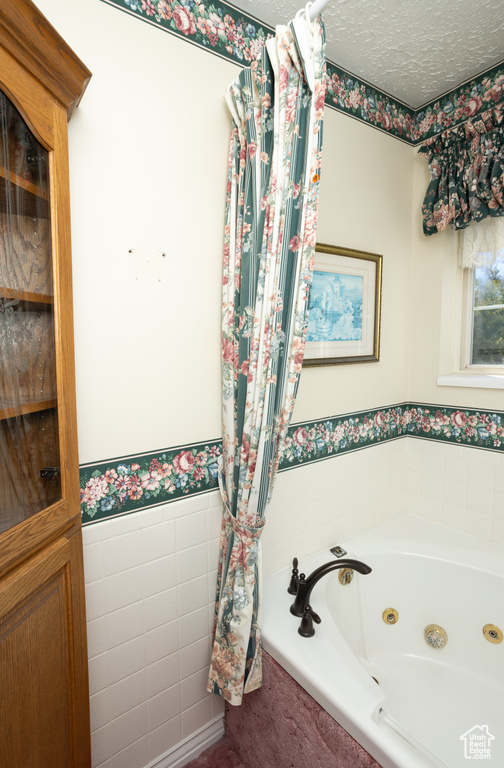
294 111 413 422
37 0 235 464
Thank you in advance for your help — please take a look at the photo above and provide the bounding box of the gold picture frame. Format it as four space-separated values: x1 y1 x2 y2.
303 243 382 367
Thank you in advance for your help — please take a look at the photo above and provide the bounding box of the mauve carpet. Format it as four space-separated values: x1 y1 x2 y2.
185 651 383 768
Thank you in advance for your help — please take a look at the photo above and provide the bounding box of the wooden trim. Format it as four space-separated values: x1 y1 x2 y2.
0 531 69 616
65 526 92 768
0 0 91 119
50 104 81 516
0 503 77 579
0 44 61 151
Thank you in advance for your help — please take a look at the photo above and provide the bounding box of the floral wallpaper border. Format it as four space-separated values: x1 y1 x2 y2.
80 439 222 525
101 0 504 145
324 61 415 143
80 402 504 524
279 402 504 469
413 61 504 143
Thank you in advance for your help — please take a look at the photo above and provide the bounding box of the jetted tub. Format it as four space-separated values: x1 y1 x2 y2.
262 514 504 768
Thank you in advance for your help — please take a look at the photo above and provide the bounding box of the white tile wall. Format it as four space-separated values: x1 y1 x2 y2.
82 493 225 768
403 436 504 545
261 439 406 578
81 436 504 768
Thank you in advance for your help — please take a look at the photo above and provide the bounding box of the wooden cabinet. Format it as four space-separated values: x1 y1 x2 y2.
0 2 92 766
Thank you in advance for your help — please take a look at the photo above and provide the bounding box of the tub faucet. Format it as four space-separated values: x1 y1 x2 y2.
289 557 372 618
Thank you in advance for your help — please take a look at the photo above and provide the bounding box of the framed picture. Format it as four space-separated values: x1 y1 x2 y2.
303 243 382 367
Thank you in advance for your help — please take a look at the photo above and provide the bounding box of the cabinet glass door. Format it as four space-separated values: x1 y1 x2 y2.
0 90 60 533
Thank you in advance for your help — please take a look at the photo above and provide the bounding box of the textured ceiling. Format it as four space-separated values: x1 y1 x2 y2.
231 0 504 108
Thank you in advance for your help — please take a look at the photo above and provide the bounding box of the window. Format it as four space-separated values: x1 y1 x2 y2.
437 220 504 389
466 254 504 369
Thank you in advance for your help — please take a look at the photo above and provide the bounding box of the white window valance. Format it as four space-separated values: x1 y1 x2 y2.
459 216 504 269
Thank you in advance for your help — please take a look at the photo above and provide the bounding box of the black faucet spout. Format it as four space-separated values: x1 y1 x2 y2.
290 558 372 617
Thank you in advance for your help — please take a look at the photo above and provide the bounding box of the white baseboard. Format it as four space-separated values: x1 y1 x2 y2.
148 715 225 768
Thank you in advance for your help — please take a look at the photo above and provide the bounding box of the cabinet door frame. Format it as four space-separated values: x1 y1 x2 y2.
0 46 80 578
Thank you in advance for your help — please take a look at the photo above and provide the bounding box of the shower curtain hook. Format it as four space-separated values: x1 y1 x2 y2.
295 3 316 32
296 0 330 23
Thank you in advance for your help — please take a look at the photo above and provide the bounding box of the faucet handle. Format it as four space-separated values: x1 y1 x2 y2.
306 605 321 624
287 557 299 595
298 605 321 638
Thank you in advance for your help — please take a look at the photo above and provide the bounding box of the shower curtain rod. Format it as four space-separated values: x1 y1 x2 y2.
298 0 331 21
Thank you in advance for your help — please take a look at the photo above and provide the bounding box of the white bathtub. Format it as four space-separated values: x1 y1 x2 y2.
262 514 504 768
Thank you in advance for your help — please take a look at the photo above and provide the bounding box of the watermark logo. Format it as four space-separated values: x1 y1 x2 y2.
460 725 494 760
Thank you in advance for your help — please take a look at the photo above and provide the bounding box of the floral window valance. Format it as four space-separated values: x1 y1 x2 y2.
419 104 504 236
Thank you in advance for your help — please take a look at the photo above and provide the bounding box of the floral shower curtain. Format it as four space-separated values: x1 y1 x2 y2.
207 10 326 705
